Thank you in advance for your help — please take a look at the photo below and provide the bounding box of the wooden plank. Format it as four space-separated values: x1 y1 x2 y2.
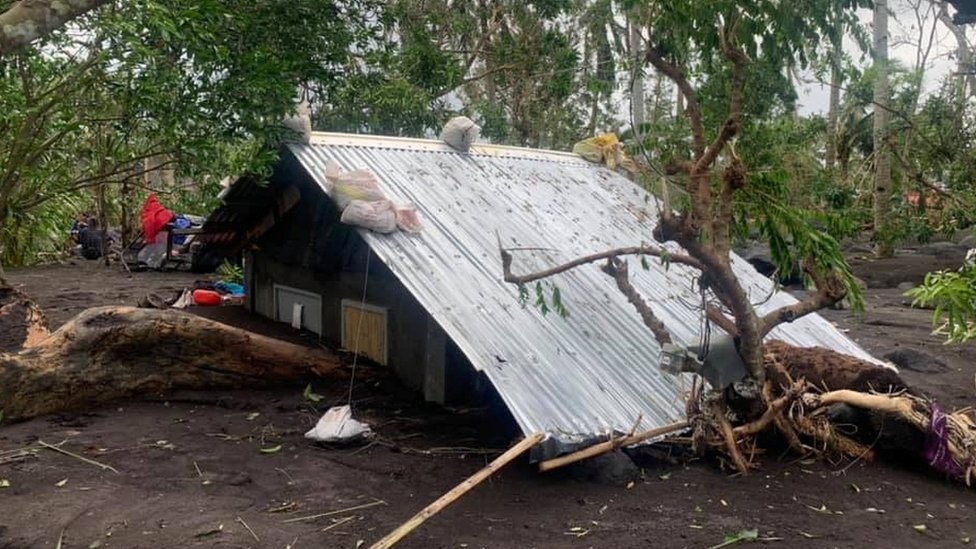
342 304 387 365
369 432 544 549
537 420 689 473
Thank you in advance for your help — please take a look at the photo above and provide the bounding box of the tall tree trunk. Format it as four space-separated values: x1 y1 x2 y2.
629 22 645 143
825 29 843 174
97 180 110 266
938 4 976 100
872 0 894 258
120 177 132 248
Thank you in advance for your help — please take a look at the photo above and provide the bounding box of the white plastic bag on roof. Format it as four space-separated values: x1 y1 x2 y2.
395 204 423 233
340 199 398 233
440 116 480 152
323 160 387 210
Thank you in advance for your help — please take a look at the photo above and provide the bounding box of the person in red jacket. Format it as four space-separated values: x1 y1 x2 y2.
141 194 175 245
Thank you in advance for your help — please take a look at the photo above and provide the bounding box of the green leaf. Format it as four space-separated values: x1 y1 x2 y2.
551 285 570 318
708 528 759 549
260 445 283 454
517 284 529 308
303 384 323 403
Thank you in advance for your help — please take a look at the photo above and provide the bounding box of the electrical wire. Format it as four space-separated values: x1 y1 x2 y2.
346 246 371 407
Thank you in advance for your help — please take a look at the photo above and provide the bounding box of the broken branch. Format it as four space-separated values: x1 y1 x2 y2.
760 259 847 337
37 440 119 474
501 245 702 285
601 257 673 345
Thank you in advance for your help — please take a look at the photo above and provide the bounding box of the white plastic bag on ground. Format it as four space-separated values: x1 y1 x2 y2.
340 199 398 233
304 405 373 443
395 204 423 233
440 116 480 152
323 160 387 210
171 288 193 309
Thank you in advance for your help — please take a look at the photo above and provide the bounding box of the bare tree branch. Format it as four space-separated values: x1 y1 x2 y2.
759 259 847 337
501 245 702 285
0 0 112 56
694 23 747 174
601 257 672 345
645 46 705 157
706 304 739 337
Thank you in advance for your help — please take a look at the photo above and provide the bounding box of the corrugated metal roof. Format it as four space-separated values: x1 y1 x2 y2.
287 133 878 454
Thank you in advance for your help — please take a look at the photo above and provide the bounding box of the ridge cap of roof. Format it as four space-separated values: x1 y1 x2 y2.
305 132 588 164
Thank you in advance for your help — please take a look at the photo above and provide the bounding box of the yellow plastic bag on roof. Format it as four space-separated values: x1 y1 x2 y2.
572 133 636 172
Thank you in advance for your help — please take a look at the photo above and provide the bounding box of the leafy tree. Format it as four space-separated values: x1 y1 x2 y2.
0 0 377 279
908 255 976 343
0 0 111 56
505 0 871 385
314 0 614 149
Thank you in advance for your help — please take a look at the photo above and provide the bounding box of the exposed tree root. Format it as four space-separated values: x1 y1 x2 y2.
692 342 976 486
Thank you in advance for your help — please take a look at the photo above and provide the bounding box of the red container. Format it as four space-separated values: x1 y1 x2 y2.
192 289 222 306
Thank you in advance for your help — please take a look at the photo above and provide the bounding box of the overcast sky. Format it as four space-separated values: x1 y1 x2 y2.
797 4 961 115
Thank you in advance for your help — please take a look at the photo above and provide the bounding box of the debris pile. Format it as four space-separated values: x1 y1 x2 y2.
688 342 976 486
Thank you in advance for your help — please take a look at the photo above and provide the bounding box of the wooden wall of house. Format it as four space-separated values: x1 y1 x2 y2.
239 163 449 402
234 152 496 406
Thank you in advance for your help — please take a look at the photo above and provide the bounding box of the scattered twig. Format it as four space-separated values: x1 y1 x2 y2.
282 499 388 523
0 447 39 465
321 516 356 533
236 516 260 542
267 502 298 514
38 440 120 474
275 467 296 484
627 413 644 437
193 461 203 477
55 529 64 549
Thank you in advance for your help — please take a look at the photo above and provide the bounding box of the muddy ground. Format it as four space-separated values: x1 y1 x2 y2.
1 258 975 549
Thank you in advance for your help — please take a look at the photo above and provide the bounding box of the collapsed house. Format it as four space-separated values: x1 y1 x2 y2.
198 132 878 459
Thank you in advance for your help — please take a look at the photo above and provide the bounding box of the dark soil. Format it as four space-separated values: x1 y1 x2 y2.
2 260 975 548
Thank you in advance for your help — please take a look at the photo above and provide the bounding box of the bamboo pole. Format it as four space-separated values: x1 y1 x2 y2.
369 432 544 549
538 420 690 473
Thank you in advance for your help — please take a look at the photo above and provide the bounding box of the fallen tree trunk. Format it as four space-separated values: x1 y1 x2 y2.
0 306 340 422
0 286 50 353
